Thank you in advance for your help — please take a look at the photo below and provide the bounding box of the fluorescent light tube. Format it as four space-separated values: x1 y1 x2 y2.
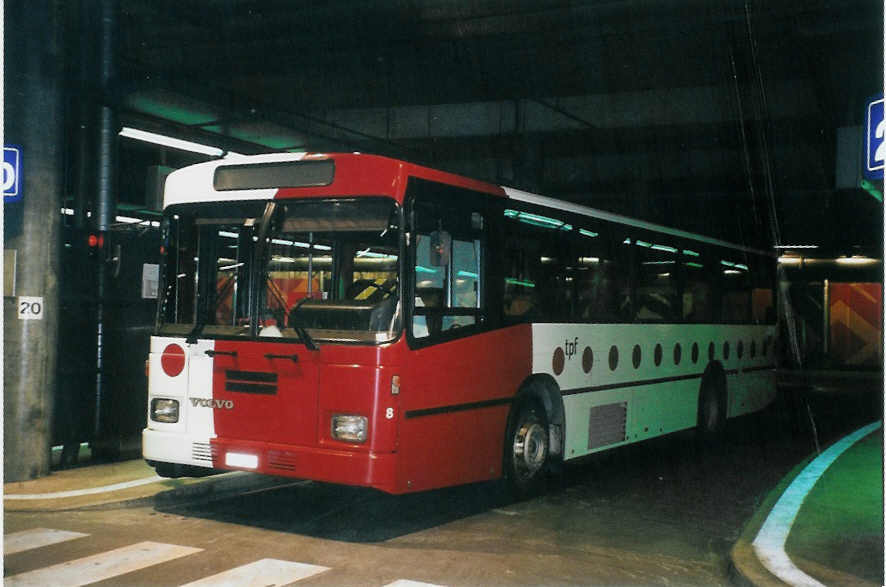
119 127 226 157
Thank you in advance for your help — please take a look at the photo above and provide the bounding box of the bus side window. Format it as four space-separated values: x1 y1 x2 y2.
632 236 678 322
451 239 480 308
721 256 751 322
409 187 485 341
683 260 712 323
570 224 624 323
413 233 444 337
503 238 540 321
501 207 573 323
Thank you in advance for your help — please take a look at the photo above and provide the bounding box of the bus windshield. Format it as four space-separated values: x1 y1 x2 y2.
157 197 402 344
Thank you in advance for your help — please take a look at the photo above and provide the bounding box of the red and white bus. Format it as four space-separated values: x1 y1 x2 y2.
143 152 777 495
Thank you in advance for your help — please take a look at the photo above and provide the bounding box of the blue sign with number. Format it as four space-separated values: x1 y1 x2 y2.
3 145 22 202
865 95 885 180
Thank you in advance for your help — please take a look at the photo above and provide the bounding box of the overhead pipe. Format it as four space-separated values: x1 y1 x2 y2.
95 0 119 233
93 0 120 441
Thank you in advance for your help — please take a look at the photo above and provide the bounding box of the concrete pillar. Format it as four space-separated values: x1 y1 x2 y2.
3 0 67 481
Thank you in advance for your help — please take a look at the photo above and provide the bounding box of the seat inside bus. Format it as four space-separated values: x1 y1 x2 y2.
290 296 399 333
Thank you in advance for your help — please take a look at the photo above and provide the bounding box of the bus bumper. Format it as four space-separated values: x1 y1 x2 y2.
142 429 400 494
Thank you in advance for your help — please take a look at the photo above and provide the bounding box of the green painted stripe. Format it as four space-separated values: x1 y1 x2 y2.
752 421 882 587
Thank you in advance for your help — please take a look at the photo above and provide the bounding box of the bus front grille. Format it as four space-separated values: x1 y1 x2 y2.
192 442 216 463
268 450 298 472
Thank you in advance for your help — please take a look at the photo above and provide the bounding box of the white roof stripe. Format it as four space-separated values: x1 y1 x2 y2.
163 152 310 208
504 187 772 256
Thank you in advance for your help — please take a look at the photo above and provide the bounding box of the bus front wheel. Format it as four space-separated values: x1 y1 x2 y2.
505 400 549 498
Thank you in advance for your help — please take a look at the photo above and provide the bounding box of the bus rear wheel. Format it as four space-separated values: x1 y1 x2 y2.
696 369 727 446
505 400 549 498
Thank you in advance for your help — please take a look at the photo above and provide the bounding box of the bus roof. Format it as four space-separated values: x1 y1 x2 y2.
504 187 773 257
164 152 771 256
163 152 505 209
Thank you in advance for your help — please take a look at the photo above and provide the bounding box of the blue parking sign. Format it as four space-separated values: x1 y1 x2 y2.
865 96 885 180
3 145 22 202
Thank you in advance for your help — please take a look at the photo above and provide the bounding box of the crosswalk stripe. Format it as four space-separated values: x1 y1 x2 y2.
180 558 330 586
5 533 442 587
4 528 90 555
4 541 202 587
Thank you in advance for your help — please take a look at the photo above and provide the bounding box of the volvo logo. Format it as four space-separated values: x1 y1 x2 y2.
190 398 234 409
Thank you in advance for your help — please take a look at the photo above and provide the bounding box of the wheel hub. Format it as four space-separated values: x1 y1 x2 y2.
514 422 547 474
703 394 720 430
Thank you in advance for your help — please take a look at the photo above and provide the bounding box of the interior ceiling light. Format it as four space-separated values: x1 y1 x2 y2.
773 245 819 249
777 256 803 264
119 127 241 158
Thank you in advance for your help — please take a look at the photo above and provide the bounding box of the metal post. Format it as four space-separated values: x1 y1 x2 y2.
822 279 829 357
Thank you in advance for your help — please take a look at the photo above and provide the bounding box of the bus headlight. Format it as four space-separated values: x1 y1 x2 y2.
151 398 179 423
331 414 367 443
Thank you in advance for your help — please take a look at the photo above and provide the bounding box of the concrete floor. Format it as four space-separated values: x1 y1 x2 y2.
4 383 879 586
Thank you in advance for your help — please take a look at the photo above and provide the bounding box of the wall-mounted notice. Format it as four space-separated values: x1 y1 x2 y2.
3 146 22 202
142 263 159 299
865 95 884 180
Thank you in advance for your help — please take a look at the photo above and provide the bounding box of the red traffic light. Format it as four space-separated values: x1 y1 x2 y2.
87 233 105 249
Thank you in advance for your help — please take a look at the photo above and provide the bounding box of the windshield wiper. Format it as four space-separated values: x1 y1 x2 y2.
289 297 319 351
185 320 205 345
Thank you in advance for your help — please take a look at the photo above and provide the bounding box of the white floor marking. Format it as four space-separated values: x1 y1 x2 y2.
752 420 881 587
180 558 330 586
4 541 202 587
4 528 89 555
4 475 164 500
384 581 446 587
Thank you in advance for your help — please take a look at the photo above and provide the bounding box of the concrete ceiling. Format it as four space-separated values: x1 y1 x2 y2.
109 0 883 252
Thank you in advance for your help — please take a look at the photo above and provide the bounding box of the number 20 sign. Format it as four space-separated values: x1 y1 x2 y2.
865 95 884 180
18 296 44 320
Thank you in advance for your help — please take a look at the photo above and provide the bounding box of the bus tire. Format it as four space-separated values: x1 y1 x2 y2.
504 398 549 499
696 364 727 445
